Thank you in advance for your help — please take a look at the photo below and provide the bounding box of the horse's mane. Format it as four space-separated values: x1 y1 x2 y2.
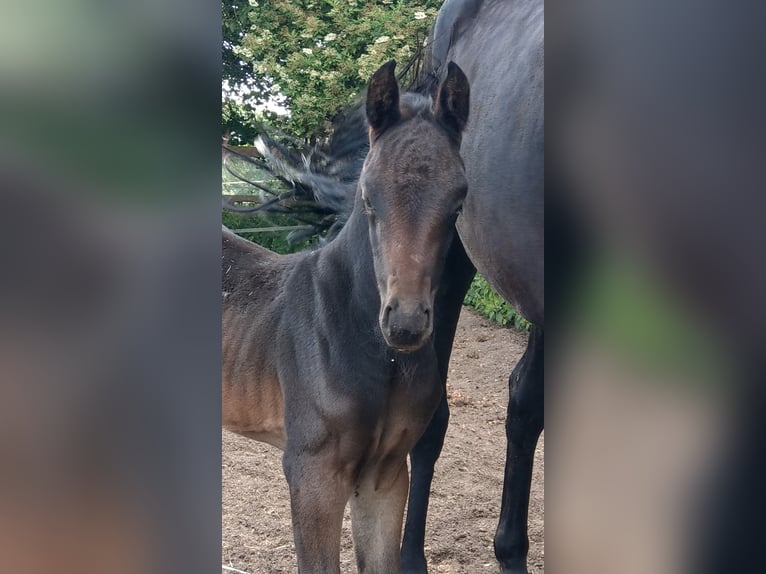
223 16 457 244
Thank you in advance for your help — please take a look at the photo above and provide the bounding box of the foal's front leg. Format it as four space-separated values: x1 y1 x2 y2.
283 450 354 574
350 460 410 574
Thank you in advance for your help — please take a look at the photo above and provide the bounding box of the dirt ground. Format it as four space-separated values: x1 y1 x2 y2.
222 308 544 574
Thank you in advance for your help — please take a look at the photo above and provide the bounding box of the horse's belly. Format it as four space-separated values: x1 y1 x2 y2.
222 374 286 449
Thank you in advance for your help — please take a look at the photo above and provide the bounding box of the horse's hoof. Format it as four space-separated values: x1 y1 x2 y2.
498 565 528 574
400 559 428 574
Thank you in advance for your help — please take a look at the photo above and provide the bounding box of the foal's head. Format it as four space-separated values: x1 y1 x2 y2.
361 60 470 352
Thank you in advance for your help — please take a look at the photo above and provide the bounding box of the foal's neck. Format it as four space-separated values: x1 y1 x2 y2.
317 203 380 318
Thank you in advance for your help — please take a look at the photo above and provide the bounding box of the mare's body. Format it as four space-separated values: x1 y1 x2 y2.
403 3 544 574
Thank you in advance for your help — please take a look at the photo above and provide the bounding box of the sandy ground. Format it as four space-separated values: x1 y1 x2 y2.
222 308 544 573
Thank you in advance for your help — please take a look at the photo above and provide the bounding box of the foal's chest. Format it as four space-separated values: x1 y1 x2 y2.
362 358 441 455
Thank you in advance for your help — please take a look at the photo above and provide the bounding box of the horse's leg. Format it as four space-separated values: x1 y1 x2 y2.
401 238 475 574
494 326 544 574
283 451 352 574
400 392 449 574
349 461 410 574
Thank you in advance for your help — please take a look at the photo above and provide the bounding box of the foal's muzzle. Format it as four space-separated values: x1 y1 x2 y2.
380 298 432 352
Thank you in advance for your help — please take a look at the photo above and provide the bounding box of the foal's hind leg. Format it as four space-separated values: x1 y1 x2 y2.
283 451 354 574
494 326 544 574
401 239 475 574
350 461 409 574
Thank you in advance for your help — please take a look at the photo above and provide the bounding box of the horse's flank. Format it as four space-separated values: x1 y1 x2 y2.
222 228 290 448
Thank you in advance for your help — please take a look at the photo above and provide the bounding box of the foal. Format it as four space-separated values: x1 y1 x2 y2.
222 60 470 573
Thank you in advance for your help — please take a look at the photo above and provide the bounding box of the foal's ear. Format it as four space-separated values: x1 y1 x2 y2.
434 62 470 140
366 60 401 139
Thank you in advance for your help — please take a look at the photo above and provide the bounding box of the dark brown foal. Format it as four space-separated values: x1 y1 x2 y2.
222 60 469 573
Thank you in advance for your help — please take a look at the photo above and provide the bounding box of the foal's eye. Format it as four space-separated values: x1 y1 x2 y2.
363 195 374 215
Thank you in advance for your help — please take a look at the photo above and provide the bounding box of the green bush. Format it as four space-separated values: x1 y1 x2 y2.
464 275 529 331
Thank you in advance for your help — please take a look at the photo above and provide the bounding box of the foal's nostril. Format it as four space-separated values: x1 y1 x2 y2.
383 304 393 326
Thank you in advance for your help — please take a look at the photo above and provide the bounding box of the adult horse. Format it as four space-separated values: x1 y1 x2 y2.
402 2 543 573
222 62 471 573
